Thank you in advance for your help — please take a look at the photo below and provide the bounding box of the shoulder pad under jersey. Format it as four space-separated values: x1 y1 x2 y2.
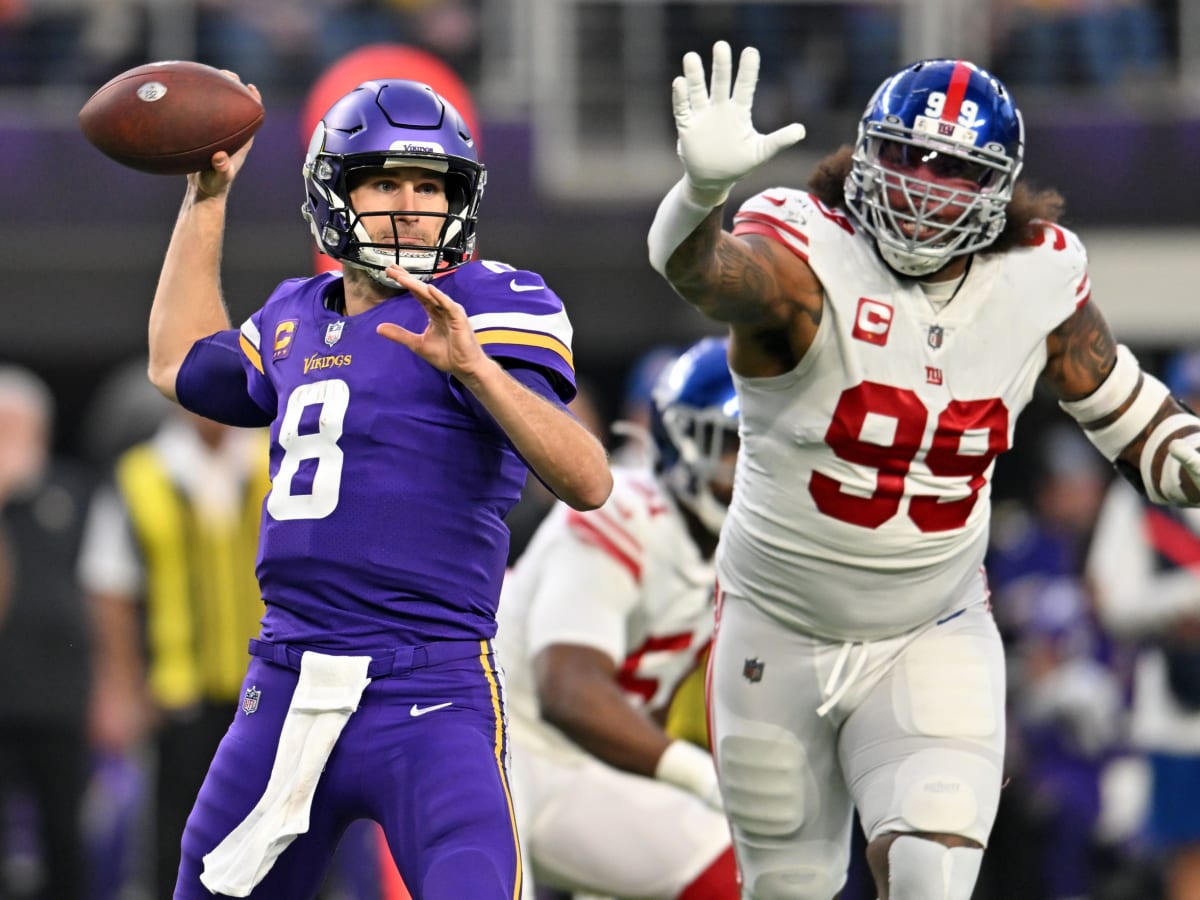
439 260 576 392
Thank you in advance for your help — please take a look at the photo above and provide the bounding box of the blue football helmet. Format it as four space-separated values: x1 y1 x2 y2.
302 79 485 283
651 336 740 533
844 59 1024 277
1163 350 1200 403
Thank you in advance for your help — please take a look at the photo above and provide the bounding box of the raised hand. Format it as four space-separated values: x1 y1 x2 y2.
190 76 260 199
376 265 488 381
672 41 806 204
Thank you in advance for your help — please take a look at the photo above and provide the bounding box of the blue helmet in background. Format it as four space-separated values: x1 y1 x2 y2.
651 336 740 533
844 59 1024 277
1163 349 1200 404
302 79 486 283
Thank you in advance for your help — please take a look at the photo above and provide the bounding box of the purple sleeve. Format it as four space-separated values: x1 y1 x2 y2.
176 331 275 427
509 364 572 406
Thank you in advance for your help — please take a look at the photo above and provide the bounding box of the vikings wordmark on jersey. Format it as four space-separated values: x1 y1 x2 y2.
236 259 577 650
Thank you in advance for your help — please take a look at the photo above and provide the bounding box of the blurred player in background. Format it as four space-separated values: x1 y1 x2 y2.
1089 349 1200 900
498 336 738 900
139 76 610 899
608 344 683 468
0 366 93 900
80 408 269 900
648 41 1200 899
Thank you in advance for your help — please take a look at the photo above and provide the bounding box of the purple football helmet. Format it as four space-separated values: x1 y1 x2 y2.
844 59 1024 277
302 79 485 282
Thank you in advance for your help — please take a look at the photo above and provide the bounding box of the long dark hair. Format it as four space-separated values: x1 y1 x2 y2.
805 145 1066 254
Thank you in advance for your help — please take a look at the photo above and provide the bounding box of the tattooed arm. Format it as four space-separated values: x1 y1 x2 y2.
663 209 824 377
647 40 809 376
1042 300 1119 402
1048 301 1200 503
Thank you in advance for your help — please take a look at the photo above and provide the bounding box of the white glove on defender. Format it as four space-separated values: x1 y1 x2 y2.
654 739 723 811
1172 442 1200 480
673 41 806 205
648 41 806 275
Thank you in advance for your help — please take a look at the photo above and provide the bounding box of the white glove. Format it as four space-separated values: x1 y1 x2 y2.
654 739 723 811
1170 441 1200 487
672 41 807 206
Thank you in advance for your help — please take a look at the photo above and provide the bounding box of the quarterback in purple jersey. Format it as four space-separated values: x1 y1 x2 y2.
141 76 611 899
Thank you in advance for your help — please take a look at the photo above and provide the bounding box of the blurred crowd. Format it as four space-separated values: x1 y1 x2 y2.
0 0 481 101
0 0 1180 110
665 0 1174 120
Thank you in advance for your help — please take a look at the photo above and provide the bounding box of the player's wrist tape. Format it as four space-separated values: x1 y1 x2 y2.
1060 345 1169 461
683 176 734 209
648 177 729 275
1142 414 1200 503
1085 375 1169 461
1059 345 1141 423
654 739 722 809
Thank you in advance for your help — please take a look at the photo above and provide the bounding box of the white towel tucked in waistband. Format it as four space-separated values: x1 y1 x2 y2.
200 651 372 897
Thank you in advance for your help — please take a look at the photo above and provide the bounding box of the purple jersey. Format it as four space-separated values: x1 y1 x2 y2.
232 260 576 649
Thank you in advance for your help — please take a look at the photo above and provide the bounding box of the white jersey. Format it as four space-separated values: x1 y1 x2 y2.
721 188 1089 640
496 467 716 764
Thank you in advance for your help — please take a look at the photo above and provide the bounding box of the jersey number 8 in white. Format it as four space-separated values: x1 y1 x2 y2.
267 378 348 521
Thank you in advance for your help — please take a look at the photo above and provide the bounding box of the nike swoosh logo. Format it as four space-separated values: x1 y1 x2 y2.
763 194 786 206
409 702 453 717
509 279 544 292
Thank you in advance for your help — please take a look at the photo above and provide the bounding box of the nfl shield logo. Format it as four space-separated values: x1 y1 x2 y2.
324 321 345 347
742 658 765 684
928 325 944 349
242 685 261 715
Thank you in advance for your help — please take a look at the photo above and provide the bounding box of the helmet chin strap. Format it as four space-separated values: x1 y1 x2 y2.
343 211 465 287
343 259 408 290
877 243 950 278
354 248 437 286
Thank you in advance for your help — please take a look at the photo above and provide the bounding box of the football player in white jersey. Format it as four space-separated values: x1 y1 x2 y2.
497 337 740 900
647 42 1200 900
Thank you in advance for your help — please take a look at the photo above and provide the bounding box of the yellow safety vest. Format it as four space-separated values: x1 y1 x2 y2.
116 439 270 710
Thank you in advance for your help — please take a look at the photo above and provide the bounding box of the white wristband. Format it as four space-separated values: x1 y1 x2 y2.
654 738 722 810
1142 414 1200 503
1087 374 1169 461
648 177 727 276
1059 345 1141 423
1060 345 1170 461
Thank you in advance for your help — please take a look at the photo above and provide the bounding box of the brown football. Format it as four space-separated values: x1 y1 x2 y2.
79 61 264 175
